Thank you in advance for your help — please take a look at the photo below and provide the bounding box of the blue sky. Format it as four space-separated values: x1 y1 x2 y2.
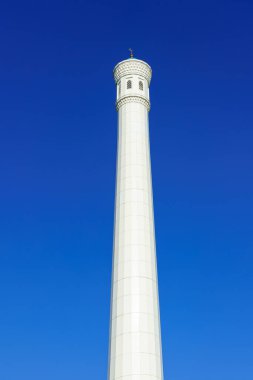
0 1 252 379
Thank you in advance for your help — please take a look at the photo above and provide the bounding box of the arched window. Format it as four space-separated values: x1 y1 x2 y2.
139 81 143 91
127 80 132 89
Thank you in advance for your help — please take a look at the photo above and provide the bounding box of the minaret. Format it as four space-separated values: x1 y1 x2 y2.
108 54 164 380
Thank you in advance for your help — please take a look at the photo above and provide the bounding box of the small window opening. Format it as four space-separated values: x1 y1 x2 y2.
139 81 143 91
127 80 132 89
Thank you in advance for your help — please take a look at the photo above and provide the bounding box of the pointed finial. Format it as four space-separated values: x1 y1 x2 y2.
129 48 134 58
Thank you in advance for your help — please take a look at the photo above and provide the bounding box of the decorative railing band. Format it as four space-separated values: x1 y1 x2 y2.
116 95 151 111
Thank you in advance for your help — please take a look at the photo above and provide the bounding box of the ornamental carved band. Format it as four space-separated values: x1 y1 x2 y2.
114 59 152 84
116 95 151 111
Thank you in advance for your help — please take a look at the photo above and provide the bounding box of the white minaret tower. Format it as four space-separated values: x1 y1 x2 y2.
108 53 164 380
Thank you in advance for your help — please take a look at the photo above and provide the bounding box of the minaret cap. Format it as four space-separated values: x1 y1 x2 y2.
113 58 152 84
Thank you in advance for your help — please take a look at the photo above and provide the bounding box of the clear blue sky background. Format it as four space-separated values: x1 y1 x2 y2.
0 1 252 379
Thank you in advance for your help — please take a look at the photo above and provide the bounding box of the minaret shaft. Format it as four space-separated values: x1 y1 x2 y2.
108 58 163 380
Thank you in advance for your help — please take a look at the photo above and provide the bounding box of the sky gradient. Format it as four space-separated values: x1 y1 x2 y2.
0 1 252 379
